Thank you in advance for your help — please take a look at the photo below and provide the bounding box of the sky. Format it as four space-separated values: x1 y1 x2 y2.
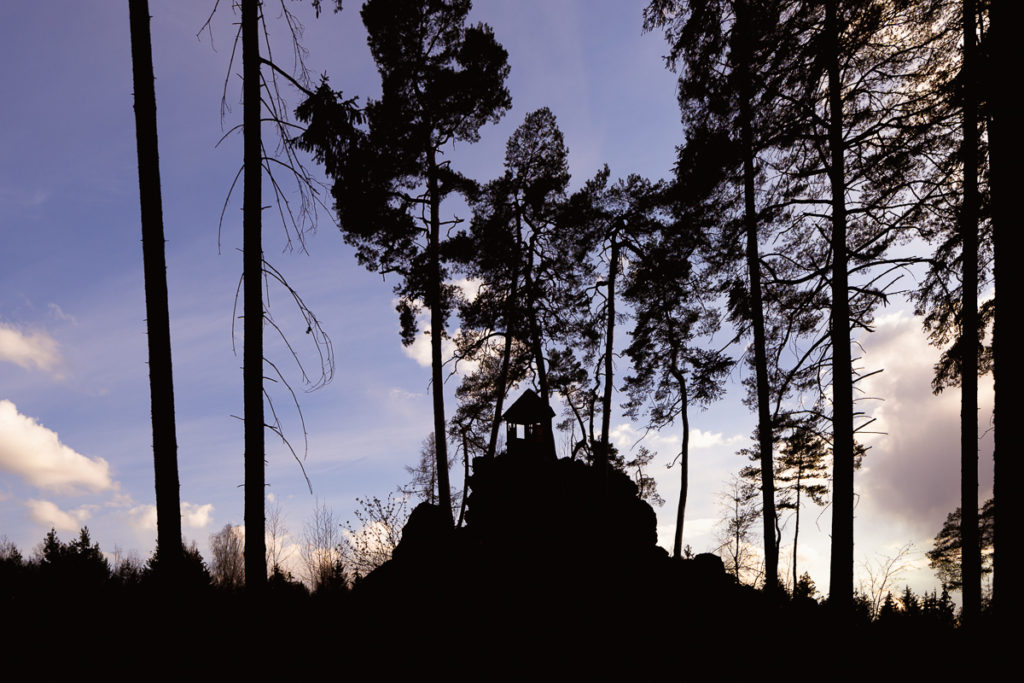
0 1 992 599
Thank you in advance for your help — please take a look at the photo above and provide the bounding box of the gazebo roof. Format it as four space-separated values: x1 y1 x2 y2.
502 389 555 424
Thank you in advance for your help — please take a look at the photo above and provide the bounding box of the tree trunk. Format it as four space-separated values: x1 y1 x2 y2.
486 211 521 459
486 325 514 459
599 237 619 475
736 0 779 595
129 0 182 576
524 235 550 404
671 365 689 559
427 147 453 524
242 0 266 589
959 0 981 627
457 430 469 526
986 0 1021 620
734 497 742 579
793 459 803 592
824 0 855 609
523 233 555 454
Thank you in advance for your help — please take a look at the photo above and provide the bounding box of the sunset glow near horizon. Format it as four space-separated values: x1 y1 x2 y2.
0 1 992 600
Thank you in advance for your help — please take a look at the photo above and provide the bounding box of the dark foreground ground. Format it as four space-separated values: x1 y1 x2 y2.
2 455 1006 676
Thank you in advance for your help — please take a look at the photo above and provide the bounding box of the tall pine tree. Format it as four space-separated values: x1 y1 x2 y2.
643 0 803 593
297 0 511 522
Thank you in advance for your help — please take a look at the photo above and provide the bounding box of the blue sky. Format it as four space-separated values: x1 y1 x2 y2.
0 1 991 598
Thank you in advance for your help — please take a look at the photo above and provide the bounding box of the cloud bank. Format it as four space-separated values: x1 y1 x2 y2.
857 311 994 537
0 400 113 493
397 284 479 372
611 422 744 455
129 502 215 531
0 322 61 373
26 499 92 531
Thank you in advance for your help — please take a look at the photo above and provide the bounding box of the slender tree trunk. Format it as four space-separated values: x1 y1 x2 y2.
242 0 266 589
734 497 742 579
671 364 689 559
793 460 803 592
457 430 469 526
526 303 548 401
129 0 182 575
959 0 981 626
986 0 1021 620
486 212 521 460
824 0 855 609
599 237 619 475
427 147 453 524
736 0 779 595
569 402 589 460
524 235 550 404
522 234 555 456
486 325 514 459
428 435 437 505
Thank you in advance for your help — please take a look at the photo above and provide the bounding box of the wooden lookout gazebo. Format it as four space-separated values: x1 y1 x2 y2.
502 389 556 458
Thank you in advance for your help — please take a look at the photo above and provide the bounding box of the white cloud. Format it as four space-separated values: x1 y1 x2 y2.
0 322 62 374
610 422 743 454
27 499 91 531
129 501 215 531
130 504 158 531
182 502 214 529
400 305 458 369
690 429 745 450
396 284 479 374
0 400 114 493
451 277 483 303
610 423 676 455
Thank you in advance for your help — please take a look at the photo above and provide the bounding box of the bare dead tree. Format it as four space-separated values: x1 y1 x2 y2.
858 542 917 620
715 473 763 586
209 523 245 589
199 0 336 589
265 498 290 574
300 499 345 591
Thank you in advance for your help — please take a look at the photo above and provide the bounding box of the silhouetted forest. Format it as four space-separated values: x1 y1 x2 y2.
0 451 992 675
3 0 1016 671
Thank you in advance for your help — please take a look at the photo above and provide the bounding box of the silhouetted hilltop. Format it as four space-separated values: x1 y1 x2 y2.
348 449 983 675
351 448 778 672
358 449 666 597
